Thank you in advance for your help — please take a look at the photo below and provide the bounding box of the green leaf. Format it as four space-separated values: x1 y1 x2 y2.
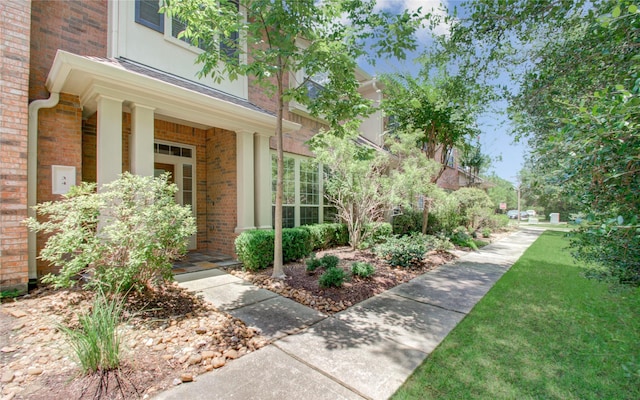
629 5 638 13
612 6 621 17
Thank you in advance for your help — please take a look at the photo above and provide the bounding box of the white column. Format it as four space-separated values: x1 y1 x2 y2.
96 95 123 189
235 130 256 233
254 133 272 229
130 103 155 176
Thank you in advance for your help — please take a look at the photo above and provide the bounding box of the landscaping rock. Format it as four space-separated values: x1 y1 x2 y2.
180 373 193 383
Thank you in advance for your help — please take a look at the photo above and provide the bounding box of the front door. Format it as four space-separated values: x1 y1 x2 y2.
154 142 196 250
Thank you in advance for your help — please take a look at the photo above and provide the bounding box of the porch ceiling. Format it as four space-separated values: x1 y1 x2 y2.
46 50 301 135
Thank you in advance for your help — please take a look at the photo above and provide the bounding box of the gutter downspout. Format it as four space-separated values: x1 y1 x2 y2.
27 93 60 281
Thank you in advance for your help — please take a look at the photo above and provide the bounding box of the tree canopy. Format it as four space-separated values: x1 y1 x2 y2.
163 0 425 278
434 0 639 283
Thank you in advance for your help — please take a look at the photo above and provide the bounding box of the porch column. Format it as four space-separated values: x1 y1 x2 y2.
254 133 272 229
130 103 155 176
96 95 123 189
235 130 256 233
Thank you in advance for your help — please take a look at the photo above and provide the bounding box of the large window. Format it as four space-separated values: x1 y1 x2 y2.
271 154 336 227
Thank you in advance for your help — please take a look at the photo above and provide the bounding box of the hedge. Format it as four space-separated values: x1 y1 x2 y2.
235 223 348 271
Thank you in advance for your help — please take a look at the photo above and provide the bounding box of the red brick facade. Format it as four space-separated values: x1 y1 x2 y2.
0 0 32 293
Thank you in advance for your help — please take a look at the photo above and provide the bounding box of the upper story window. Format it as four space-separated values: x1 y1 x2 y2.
304 71 329 100
134 0 239 60
135 0 164 33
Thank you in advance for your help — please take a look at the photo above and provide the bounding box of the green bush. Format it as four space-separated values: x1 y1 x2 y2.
300 223 349 250
482 228 492 238
319 267 346 288
374 233 432 267
27 173 196 293
235 227 313 271
392 209 423 236
481 214 510 230
360 222 393 249
235 230 275 271
282 227 313 262
306 254 340 272
449 227 479 250
351 262 375 278
58 289 124 374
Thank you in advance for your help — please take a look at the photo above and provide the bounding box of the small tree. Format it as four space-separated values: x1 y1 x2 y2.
162 0 425 278
25 173 196 293
309 122 389 249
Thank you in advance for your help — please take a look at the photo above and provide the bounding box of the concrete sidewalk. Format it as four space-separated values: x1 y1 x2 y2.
155 229 542 400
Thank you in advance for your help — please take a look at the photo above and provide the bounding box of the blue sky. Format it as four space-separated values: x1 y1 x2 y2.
360 0 527 185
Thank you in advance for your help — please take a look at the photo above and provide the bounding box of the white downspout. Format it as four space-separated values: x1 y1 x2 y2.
27 93 60 280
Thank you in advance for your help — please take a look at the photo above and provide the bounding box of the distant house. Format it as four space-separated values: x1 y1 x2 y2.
0 0 386 293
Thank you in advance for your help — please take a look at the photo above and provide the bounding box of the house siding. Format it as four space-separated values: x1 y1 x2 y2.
0 0 32 293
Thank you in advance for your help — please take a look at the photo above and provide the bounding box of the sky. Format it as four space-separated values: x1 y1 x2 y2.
361 0 528 185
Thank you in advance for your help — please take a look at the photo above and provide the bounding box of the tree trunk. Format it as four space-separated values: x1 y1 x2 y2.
272 71 285 279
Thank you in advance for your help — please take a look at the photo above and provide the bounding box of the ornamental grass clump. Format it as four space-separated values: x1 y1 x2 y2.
58 289 125 375
351 261 375 278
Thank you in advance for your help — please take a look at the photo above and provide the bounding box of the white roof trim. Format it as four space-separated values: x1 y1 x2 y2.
46 50 301 135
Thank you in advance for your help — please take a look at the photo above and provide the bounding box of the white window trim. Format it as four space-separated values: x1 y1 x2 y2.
272 151 332 227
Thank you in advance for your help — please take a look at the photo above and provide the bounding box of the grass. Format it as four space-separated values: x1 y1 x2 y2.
392 231 640 400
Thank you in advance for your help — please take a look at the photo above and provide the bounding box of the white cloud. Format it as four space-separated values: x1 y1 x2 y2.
374 0 453 37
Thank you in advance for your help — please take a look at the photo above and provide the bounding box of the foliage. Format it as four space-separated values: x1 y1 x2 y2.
308 122 391 249
481 214 510 231
436 0 639 284
58 289 124 374
393 231 640 399
481 228 492 238
359 222 393 249
392 209 424 236
236 227 313 271
449 227 478 250
351 262 376 279
162 0 425 279
306 254 340 273
282 227 313 262
451 187 494 231
0 289 21 300
429 191 461 234
485 173 518 212
374 233 433 268
458 139 492 187
26 173 196 293
235 229 276 271
301 223 348 250
318 266 346 288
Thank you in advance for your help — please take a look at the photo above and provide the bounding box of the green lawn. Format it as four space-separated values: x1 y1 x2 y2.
392 231 640 400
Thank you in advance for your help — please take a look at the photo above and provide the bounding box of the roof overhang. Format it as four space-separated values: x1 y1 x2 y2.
46 50 301 135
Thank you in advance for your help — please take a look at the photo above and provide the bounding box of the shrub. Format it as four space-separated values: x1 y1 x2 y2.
374 233 432 267
306 254 340 272
300 223 350 250
482 228 492 238
319 267 346 288
351 262 375 278
360 222 393 249
235 230 275 271
449 227 478 250
26 173 196 293
392 209 423 236
58 289 124 374
481 214 510 230
236 227 313 271
282 227 313 262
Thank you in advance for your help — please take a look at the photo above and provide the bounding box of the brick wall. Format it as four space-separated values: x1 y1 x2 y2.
35 93 83 276
29 0 108 101
206 128 238 256
0 0 32 293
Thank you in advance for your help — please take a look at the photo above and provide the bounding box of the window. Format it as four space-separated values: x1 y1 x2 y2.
135 0 164 33
134 0 238 56
219 0 240 63
272 154 333 227
305 71 329 100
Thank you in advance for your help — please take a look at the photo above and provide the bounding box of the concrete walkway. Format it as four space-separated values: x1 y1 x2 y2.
155 229 542 400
